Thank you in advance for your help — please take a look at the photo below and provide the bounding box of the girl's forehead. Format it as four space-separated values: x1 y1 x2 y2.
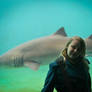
70 40 80 46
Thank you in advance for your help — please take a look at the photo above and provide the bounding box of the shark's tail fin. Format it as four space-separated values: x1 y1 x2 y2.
85 34 92 57
87 35 92 39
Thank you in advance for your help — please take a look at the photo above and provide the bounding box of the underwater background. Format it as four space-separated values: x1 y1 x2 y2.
0 0 92 92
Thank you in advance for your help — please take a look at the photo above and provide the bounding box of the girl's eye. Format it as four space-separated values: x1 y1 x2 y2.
71 45 76 49
71 45 80 52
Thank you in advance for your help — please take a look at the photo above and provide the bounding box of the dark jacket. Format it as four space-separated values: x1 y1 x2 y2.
41 57 91 92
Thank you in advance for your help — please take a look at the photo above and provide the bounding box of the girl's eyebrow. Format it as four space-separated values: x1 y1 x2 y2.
71 45 80 49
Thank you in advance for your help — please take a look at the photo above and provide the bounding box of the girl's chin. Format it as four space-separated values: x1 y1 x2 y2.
69 55 78 59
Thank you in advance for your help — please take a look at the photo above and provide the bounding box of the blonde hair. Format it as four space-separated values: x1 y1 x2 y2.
62 36 86 58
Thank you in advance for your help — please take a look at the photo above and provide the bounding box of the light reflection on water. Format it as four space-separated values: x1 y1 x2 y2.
0 65 49 92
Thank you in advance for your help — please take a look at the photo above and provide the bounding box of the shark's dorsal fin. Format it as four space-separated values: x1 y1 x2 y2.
88 35 92 39
53 27 67 36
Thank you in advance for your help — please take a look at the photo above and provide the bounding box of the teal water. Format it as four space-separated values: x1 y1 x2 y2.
0 0 92 92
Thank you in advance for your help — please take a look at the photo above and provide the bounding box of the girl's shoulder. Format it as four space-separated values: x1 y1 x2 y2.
49 56 65 69
49 61 58 70
82 58 90 71
83 58 90 64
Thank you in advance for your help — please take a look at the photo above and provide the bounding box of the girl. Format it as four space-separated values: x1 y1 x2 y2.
41 36 91 92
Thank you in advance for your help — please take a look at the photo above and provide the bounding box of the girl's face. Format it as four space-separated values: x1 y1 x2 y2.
67 40 81 59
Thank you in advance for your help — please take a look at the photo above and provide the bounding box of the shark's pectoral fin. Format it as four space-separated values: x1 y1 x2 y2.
24 61 40 70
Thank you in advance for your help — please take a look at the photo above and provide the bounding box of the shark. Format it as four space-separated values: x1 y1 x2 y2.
0 27 92 70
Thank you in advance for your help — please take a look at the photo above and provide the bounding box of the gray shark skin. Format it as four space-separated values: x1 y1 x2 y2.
85 35 92 57
0 27 92 70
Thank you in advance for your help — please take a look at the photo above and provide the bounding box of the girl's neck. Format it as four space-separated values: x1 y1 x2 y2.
65 55 83 65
